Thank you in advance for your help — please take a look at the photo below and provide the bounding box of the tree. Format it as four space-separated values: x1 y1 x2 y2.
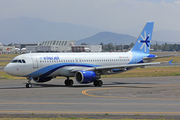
81 43 87 45
130 43 134 48
108 43 114 51
162 43 170 51
100 42 104 50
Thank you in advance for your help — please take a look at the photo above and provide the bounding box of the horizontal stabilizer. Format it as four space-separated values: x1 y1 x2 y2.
168 59 173 65
143 55 174 61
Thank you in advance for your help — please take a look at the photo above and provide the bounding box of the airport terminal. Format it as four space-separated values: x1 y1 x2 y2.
0 40 102 54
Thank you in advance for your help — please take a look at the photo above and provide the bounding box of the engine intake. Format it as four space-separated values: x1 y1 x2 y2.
75 71 97 84
33 77 52 83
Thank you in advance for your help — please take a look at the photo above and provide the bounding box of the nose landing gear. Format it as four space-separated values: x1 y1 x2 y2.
26 77 32 88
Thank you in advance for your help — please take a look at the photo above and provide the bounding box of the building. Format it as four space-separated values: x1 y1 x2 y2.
20 43 39 49
72 45 102 52
20 43 39 53
26 40 76 53
26 46 37 53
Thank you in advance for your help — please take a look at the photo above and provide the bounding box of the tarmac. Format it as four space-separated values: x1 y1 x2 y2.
1 52 180 119
0 76 180 116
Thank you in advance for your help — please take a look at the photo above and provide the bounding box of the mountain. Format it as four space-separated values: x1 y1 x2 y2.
0 16 179 45
0 17 101 44
76 31 177 45
76 32 137 45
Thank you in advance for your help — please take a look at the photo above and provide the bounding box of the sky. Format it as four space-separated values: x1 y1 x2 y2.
0 0 180 33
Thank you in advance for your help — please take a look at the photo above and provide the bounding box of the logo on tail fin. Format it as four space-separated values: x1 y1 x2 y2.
138 31 151 52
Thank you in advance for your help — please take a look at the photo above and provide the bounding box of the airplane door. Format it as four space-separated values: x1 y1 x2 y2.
32 57 38 68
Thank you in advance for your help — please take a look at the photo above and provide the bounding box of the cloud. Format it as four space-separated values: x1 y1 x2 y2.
0 0 180 33
174 1 180 4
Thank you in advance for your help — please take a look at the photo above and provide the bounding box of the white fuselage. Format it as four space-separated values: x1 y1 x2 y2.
4 52 140 77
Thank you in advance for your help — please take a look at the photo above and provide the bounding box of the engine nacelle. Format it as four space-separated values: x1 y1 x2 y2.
75 71 97 84
33 77 52 83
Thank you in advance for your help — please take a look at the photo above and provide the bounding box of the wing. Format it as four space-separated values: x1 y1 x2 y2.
70 62 161 74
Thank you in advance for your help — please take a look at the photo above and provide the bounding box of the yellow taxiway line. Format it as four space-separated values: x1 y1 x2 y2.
82 84 180 100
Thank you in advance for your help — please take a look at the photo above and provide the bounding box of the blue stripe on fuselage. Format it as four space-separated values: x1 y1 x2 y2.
25 63 100 77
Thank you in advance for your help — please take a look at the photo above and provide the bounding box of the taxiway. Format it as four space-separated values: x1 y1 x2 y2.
0 76 180 115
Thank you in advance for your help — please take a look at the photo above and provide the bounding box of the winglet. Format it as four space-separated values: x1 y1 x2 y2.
168 59 173 65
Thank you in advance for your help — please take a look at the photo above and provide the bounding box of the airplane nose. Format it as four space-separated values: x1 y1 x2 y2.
4 64 11 75
4 65 8 73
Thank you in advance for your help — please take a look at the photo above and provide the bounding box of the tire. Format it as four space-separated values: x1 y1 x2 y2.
26 83 29 88
65 79 74 86
65 80 69 86
68 80 74 87
93 81 98 87
97 80 103 87
26 83 32 88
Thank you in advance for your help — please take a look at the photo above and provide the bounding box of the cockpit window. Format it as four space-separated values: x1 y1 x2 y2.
11 59 26 63
18 60 22 63
11 60 18 63
22 60 26 63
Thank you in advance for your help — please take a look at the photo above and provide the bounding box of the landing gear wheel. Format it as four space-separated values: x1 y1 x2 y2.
94 80 103 87
97 80 103 87
64 79 74 87
94 81 98 87
26 83 32 88
26 77 32 88
65 79 69 86
68 80 74 86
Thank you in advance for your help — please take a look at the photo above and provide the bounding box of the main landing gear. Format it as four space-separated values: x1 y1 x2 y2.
64 78 103 87
26 77 32 88
93 72 103 87
64 77 74 87
93 80 103 87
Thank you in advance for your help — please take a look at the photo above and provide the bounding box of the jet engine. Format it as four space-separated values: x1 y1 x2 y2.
33 77 53 83
75 71 98 84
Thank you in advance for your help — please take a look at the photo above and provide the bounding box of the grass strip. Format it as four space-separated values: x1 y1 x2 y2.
0 58 13 60
0 71 24 80
102 67 180 78
0 54 20 58
153 56 180 63
0 62 9 66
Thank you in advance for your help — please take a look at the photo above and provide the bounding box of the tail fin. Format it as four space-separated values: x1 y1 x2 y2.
131 22 154 54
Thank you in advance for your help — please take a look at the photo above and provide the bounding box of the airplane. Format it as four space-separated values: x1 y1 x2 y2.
4 22 171 88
